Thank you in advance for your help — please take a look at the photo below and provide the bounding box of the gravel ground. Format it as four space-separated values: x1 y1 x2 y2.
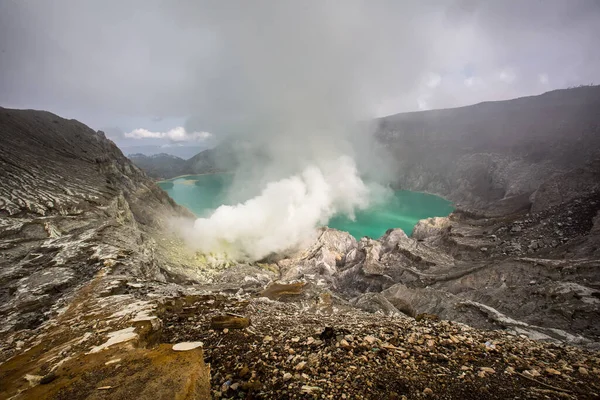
160 294 600 399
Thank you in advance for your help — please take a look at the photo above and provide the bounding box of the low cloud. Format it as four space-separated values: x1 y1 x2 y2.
498 68 517 84
425 73 442 89
464 76 485 88
124 127 211 142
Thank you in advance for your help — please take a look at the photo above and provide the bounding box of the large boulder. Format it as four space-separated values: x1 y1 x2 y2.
279 228 356 281
412 217 450 240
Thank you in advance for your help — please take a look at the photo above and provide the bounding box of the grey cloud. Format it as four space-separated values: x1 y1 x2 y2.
0 0 599 133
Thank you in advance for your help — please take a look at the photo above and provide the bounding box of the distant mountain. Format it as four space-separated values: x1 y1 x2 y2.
120 144 209 159
128 142 239 179
127 153 187 179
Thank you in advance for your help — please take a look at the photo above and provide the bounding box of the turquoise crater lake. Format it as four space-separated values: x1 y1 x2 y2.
158 174 453 240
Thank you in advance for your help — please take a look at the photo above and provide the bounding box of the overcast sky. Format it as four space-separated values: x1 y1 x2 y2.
1 0 599 151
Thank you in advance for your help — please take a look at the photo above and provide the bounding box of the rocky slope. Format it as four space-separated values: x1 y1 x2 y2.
376 85 600 207
1 107 600 399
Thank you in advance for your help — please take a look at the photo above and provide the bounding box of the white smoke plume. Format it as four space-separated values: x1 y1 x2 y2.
177 2 399 260
188 156 369 261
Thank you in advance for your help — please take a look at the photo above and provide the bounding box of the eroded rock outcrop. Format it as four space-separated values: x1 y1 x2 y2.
276 163 600 346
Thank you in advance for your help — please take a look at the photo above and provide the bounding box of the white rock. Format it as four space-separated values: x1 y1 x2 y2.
364 335 376 345
24 374 43 387
87 327 138 354
172 342 204 351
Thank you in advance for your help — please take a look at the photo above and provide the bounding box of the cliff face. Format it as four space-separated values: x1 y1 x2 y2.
0 108 198 333
376 86 600 207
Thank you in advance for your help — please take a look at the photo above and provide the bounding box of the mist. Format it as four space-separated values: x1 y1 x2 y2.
170 2 407 259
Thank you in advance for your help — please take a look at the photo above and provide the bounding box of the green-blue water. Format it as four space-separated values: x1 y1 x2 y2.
158 174 453 239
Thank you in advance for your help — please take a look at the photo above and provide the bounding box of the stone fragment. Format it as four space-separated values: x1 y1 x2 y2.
364 335 376 345
301 385 322 394
295 361 307 371
415 313 439 322
239 367 250 378
40 373 57 385
260 282 306 300
524 369 541 377
210 315 250 330
173 342 203 351
545 367 561 376
24 374 43 387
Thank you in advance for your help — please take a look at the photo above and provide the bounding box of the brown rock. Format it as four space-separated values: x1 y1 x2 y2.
40 373 57 385
415 313 439 322
210 315 250 330
364 335 377 345
239 366 250 378
260 282 306 300
15 344 210 399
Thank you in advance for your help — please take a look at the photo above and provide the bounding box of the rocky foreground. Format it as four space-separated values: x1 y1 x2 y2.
1 107 600 399
3 279 599 399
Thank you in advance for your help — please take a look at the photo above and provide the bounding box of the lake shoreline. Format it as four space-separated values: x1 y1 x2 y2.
158 173 454 241
157 172 455 205
156 171 234 184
